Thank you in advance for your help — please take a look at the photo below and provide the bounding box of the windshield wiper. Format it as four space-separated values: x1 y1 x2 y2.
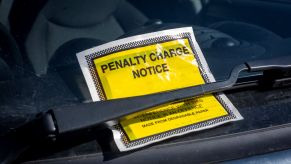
1 56 291 163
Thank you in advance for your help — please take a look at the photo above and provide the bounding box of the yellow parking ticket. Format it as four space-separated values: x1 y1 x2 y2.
77 27 243 151
92 38 227 140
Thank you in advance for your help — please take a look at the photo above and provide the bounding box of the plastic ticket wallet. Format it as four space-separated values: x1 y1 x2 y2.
77 27 243 151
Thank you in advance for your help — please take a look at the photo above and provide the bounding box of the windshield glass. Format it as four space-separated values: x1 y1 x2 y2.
1 0 291 162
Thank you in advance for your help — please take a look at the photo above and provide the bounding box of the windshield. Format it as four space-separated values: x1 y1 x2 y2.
1 0 291 163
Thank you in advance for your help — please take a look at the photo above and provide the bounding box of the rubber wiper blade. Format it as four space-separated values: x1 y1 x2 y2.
1 55 291 164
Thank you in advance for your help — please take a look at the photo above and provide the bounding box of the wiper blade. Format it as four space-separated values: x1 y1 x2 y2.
1 55 291 163
51 56 291 135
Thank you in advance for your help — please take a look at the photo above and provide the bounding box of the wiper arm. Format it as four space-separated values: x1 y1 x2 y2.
1 56 291 163
51 56 291 135
52 64 248 135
